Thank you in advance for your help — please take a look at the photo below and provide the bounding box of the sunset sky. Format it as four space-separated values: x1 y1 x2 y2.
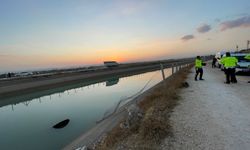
0 0 250 72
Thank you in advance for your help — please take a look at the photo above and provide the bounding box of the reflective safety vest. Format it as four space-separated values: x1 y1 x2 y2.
245 54 250 60
221 57 238 68
195 59 202 68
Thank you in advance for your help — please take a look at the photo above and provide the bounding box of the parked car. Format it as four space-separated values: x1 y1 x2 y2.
234 53 250 72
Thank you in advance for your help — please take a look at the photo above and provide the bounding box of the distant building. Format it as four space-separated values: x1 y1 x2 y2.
104 61 119 68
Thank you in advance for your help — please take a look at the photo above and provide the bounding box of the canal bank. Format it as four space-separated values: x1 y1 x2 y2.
0 58 195 99
63 64 193 150
0 67 173 108
0 64 183 150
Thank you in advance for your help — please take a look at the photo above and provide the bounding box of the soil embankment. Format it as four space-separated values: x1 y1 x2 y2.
64 64 192 150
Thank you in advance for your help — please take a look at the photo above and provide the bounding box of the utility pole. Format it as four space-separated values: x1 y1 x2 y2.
247 40 250 50
236 45 238 52
160 64 165 80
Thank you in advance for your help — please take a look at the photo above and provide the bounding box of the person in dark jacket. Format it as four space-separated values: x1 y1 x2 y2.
244 54 250 83
212 57 217 68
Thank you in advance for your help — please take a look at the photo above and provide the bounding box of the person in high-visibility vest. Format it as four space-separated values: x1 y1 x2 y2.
195 56 204 81
244 54 250 83
220 52 238 84
245 54 250 60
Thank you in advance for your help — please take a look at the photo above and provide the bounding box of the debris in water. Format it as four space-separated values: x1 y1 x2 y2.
53 119 70 129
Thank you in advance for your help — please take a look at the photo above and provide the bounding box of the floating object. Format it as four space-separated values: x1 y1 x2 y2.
53 119 70 129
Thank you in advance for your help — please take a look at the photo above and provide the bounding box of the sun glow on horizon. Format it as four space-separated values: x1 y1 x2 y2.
0 0 250 72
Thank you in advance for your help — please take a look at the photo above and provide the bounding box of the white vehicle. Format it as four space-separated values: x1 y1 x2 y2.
215 51 226 68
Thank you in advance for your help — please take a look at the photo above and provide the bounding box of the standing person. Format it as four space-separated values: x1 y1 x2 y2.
221 52 238 84
212 57 217 68
8 73 11 78
245 54 250 60
195 56 204 81
244 54 250 83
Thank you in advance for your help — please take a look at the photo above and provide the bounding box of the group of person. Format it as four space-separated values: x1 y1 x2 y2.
195 53 250 84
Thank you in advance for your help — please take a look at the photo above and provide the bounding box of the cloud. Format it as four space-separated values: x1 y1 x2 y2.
220 15 250 31
197 24 211 33
181 35 195 42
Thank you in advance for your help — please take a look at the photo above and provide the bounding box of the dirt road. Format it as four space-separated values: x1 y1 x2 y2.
162 66 250 150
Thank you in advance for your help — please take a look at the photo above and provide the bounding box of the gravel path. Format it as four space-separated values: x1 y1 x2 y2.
162 66 250 150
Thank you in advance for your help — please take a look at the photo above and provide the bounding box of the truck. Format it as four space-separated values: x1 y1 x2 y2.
104 61 119 68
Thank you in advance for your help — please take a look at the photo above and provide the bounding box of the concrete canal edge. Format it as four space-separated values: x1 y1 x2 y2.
63 64 193 150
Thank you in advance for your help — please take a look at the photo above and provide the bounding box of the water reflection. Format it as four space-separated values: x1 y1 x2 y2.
98 71 159 123
5 82 106 111
0 68 162 109
105 77 119 86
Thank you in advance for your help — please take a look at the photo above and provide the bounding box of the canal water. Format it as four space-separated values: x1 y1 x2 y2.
0 68 172 150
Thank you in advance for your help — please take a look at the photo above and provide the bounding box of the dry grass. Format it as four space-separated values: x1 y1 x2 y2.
99 121 128 148
96 66 192 150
